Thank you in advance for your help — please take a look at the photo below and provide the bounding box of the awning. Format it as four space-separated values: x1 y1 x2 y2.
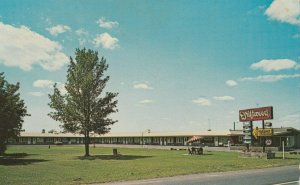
187 136 203 143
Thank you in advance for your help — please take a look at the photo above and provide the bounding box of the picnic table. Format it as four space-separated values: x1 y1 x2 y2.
188 147 203 155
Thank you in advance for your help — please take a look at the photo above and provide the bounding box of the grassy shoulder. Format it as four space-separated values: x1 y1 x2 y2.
0 145 299 185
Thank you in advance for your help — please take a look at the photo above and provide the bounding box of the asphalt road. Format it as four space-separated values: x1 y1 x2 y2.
96 165 300 185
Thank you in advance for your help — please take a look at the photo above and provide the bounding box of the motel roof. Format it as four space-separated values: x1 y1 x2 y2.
19 127 298 138
20 130 234 138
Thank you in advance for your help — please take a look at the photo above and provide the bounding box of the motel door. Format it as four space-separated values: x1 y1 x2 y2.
32 138 36 144
214 137 218 147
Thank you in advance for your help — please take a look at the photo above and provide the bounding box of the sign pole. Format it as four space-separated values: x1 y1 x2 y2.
282 140 285 160
250 121 253 147
262 120 265 153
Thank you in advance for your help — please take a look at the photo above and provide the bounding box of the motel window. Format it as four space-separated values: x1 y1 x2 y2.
203 137 213 143
177 137 183 143
46 138 53 142
286 136 295 147
37 138 44 143
21 138 28 142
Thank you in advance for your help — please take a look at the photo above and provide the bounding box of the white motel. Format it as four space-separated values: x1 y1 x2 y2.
7 127 300 149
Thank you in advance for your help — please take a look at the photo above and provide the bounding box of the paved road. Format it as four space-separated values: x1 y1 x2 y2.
95 165 300 185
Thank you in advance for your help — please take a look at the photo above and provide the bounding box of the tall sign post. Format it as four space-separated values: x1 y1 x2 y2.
239 106 273 152
243 121 253 151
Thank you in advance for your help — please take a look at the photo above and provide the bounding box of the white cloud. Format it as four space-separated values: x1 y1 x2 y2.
133 83 153 90
265 0 300 26
226 80 238 87
192 98 211 106
33 80 66 95
293 33 300 39
46 24 71 36
75 28 89 46
75 28 88 36
213 96 235 101
0 22 68 71
97 17 119 29
78 39 87 47
93 32 119 50
240 74 300 82
33 80 55 88
139 99 154 104
29 92 45 97
251 59 298 72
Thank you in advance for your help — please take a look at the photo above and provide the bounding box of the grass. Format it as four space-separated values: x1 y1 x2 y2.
0 145 299 185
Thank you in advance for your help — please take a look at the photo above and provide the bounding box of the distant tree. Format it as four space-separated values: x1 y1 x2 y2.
48 129 57 134
42 129 46 133
0 73 29 155
48 49 118 156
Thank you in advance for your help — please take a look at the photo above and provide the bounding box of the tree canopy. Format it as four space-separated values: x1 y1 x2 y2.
48 48 118 156
0 72 29 155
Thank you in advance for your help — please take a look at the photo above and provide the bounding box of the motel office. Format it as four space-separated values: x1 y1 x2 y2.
7 127 300 149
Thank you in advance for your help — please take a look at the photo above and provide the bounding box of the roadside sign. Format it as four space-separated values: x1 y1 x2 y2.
244 135 252 140
243 122 251 127
257 128 273 137
252 127 258 139
243 139 252 144
265 139 272 146
264 122 272 127
239 106 273 122
243 122 253 144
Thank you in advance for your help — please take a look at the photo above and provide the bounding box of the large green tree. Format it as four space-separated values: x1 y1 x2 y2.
0 73 29 155
48 49 118 156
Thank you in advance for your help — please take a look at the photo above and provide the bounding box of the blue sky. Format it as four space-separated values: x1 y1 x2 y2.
0 0 299 133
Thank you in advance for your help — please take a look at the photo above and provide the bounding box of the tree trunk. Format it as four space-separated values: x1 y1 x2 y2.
0 138 6 156
84 131 90 156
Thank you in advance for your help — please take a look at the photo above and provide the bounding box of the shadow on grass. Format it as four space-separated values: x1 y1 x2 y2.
76 154 153 160
3 153 40 158
186 153 213 156
0 153 48 166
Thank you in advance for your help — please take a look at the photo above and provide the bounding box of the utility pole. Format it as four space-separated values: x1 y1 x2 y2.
282 140 285 160
233 121 236 131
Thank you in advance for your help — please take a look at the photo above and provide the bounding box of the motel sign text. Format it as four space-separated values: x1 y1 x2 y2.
239 106 273 122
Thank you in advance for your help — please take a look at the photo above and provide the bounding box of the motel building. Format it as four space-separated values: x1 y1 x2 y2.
6 127 300 150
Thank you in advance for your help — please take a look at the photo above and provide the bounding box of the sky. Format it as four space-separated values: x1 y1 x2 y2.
0 0 299 133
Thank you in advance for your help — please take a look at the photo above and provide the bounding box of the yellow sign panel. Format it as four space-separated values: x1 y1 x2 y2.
252 128 258 139
257 129 273 137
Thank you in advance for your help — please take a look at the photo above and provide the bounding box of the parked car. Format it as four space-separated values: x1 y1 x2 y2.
54 141 63 145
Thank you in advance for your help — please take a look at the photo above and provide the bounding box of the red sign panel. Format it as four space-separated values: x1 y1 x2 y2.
239 106 273 122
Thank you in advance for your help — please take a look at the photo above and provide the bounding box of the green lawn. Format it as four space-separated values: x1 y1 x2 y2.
0 145 299 185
